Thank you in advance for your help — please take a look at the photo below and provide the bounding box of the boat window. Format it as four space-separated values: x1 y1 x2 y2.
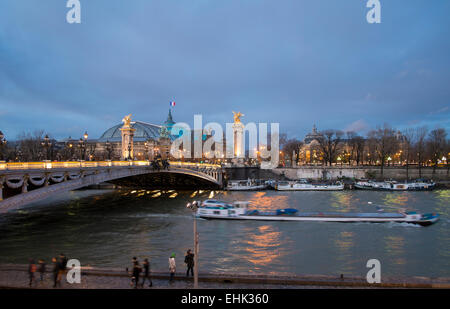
213 211 220 215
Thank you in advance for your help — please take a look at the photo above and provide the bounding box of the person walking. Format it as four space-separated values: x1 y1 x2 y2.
52 257 59 288
169 253 176 283
57 253 68 285
38 259 46 283
141 258 152 287
131 258 141 288
184 249 194 278
28 259 37 287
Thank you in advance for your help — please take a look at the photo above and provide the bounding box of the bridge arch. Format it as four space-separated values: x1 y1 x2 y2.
0 161 223 213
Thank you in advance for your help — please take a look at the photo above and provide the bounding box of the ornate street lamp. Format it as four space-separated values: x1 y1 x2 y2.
41 134 52 160
65 137 74 161
76 131 88 161
0 130 7 161
78 138 86 161
105 140 112 160
144 140 149 160
127 142 132 160
186 201 200 289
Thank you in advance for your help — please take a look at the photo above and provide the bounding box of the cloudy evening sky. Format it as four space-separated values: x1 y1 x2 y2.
0 0 449 141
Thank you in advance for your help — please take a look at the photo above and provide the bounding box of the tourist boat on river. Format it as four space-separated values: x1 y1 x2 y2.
193 200 439 226
354 179 435 191
226 179 268 191
275 179 344 191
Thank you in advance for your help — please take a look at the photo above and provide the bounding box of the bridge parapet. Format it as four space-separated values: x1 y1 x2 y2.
0 160 221 171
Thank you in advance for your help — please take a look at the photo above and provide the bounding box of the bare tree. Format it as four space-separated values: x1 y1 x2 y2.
347 131 365 166
368 124 398 176
282 139 304 165
402 128 416 180
427 128 447 174
17 130 45 161
415 126 428 178
317 130 343 166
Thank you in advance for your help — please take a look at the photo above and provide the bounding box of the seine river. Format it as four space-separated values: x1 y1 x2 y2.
0 189 448 279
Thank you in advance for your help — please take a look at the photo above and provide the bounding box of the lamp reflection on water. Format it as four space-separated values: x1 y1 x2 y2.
243 225 286 271
384 236 406 265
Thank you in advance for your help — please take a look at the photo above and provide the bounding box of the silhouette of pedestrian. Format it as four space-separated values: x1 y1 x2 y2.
132 260 141 289
52 257 59 288
129 257 142 288
169 253 176 283
38 259 46 283
184 249 194 278
141 258 153 287
57 253 68 285
28 258 36 287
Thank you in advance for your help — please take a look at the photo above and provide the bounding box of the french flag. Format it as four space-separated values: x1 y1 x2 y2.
170 101 176 107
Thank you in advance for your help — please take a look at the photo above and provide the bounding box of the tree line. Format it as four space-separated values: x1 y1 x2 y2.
280 124 449 176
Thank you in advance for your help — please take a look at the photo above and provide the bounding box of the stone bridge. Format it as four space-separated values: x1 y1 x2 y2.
0 161 223 213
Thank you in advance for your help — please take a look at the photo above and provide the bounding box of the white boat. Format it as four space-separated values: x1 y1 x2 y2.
355 180 435 191
226 179 268 191
193 200 439 226
275 179 344 191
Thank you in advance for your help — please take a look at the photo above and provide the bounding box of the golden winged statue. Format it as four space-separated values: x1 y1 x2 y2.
232 111 244 123
122 114 132 127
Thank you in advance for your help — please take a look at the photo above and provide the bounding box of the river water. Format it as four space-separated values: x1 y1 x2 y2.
0 189 448 279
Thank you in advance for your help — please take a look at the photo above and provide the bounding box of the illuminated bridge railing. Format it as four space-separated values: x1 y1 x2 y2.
0 161 221 171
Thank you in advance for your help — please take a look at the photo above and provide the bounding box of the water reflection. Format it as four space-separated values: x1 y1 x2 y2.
382 193 410 207
329 192 355 212
243 225 285 270
0 189 448 278
334 231 356 273
384 236 406 265
247 192 290 211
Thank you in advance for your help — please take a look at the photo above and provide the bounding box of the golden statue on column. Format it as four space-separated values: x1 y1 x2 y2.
232 111 244 123
122 114 132 128
232 111 245 166
120 114 136 160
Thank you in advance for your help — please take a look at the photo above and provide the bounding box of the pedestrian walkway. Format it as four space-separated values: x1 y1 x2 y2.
0 265 449 289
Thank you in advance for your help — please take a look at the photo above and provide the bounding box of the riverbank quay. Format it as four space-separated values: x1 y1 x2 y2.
224 166 450 182
1 264 449 289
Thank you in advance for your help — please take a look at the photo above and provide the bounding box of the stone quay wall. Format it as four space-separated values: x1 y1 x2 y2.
271 166 450 181
224 166 450 181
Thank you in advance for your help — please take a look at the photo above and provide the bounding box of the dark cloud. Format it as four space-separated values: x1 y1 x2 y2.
0 0 449 140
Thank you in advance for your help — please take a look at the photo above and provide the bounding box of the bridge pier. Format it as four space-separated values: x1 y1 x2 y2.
0 177 3 201
22 176 28 194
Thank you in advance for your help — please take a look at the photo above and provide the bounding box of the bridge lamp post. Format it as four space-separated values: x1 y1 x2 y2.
144 140 150 160
0 131 6 161
105 140 112 160
127 142 132 160
78 138 86 161
41 134 52 161
186 201 200 289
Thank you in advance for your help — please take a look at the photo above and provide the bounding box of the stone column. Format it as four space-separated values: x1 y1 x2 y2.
44 173 50 187
120 126 136 160
233 122 244 158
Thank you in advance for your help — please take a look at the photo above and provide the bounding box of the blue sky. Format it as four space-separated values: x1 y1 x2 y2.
0 0 449 141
